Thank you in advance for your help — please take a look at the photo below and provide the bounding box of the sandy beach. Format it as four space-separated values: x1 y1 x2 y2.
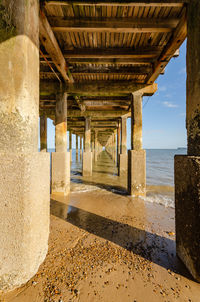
1 152 200 302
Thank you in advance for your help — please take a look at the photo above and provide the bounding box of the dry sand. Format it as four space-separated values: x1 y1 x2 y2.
1 152 200 302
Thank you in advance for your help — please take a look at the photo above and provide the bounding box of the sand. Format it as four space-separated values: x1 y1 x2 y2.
1 152 200 302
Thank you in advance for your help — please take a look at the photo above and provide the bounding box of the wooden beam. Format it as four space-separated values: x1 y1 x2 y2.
40 108 130 118
43 58 152 65
39 9 73 83
146 9 187 84
50 17 179 33
62 47 161 59
40 80 157 96
75 96 86 112
70 65 152 74
45 1 187 7
84 101 130 106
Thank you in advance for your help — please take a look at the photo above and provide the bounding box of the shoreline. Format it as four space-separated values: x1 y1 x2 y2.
1 189 200 302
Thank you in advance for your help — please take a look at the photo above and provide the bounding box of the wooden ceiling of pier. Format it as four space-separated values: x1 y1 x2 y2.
39 0 187 136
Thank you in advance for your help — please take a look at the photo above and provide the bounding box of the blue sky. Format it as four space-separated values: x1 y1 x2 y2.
44 40 187 150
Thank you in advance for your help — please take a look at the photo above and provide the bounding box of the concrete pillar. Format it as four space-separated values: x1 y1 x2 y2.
76 134 79 161
128 93 146 196
40 114 47 152
94 130 98 162
52 92 70 195
69 130 72 162
80 136 83 161
114 130 117 164
117 121 121 167
175 0 200 281
83 117 92 176
119 117 127 176
0 0 50 291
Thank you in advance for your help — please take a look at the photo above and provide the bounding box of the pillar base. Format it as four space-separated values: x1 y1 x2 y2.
118 153 127 176
128 150 146 196
51 152 70 195
0 152 50 291
83 151 92 177
175 155 200 281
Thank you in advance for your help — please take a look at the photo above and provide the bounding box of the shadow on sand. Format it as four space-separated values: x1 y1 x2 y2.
50 198 192 280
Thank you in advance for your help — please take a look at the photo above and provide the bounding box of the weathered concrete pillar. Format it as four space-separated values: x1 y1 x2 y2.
40 114 47 152
94 130 98 162
91 134 95 161
80 136 83 161
52 92 70 195
69 130 72 162
175 0 200 281
0 0 50 291
128 93 146 196
113 130 117 164
76 134 79 161
119 117 127 176
117 121 121 167
83 117 92 176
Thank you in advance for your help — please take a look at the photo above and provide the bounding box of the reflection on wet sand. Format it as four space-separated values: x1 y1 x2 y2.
50 197 190 279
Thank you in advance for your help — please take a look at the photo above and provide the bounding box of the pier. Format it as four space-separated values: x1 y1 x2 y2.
0 0 199 294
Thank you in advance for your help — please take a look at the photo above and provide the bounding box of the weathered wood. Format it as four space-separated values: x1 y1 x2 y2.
45 1 186 7
50 17 179 33
63 47 161 59
84 100 130 106
39 9 73 83
146 10 187 84
70 65 152 74
67 58 152 65
40 80 157 96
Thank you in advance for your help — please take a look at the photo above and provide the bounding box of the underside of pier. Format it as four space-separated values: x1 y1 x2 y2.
0 0 200 294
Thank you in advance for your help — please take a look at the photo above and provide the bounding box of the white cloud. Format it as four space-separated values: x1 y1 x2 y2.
159 86 167 92
163 101 178 108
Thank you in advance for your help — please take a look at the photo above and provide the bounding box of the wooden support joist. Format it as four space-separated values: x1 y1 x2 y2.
67 58 152 65
146 10 187 84
84 101 130 106
69 65 152 75
50 17 179 33
45 1 187 7
63 47 161 59
39 9 74 83
40 80 157 96
74 96 86 112
40 108 130 118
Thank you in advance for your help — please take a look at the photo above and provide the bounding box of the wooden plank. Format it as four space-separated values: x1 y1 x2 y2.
45 1 187 7
40 80 157 96
62 47 161 58
146 9 187 84
70 65 152 74
84 100 130 106
49 17 179 33
39 9 73 83
67 58 152 64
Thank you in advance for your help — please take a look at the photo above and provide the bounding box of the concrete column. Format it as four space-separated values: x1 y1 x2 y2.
119 117 127 176
128 93 146 196
52 92 70 195
117 121 121 167
175 0 200 282
94 130 98 162
83 117 92 176
76 134 79 161
80 136 83 161
69 130 72 162
114 130 117 164
40 114 47 152
0 0 50 291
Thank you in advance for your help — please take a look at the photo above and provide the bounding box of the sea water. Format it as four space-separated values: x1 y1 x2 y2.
48 148 187 208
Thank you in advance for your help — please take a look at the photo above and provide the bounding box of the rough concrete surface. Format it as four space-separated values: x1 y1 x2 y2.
0 152 50 291
83 151 93 177
175 155 200 281
51 152 70 195
128 150 146 196
118 153 127 176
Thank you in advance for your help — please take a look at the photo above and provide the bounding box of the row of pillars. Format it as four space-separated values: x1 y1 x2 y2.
40 109 103 196
0 0 200 292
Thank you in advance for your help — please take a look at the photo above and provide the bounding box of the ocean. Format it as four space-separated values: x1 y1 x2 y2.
48 148 187 208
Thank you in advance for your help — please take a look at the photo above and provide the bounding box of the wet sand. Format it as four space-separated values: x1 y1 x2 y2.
1 152 200 302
